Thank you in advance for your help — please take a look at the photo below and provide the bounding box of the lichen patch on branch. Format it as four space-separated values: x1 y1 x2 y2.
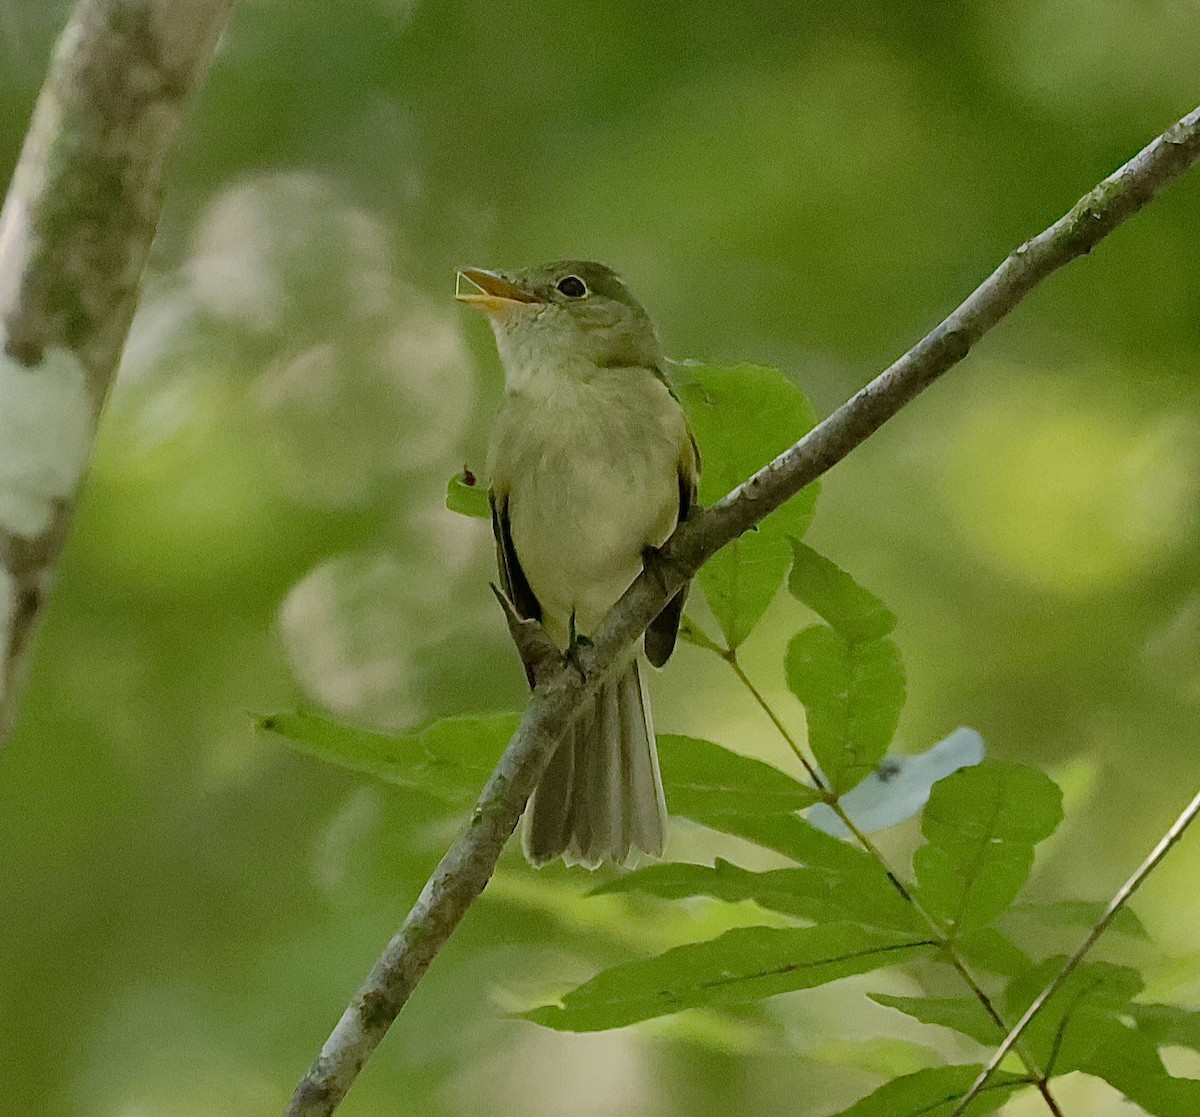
0 332 92 538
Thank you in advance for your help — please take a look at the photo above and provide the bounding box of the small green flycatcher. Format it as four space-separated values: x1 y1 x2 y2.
456 261 699 868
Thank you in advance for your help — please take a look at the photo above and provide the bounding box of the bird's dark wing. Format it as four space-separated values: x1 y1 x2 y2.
490 490 542 624
491 490 544 689
644 443 700 668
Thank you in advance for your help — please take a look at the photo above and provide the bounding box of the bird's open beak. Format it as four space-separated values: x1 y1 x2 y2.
455 268 539 314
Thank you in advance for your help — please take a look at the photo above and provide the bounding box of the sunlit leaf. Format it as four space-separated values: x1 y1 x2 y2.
784 624 904 793
788 538 896 642
847 638 906 774
913 760 1063 931
446 469 490 519
672 361 819 649
1003 957 1143 1075
954 927 1034 978
521 923 935 1031
807 727 984 838
805 1037 943 1079
676 613 728 656
786 622 849 762
869 994 998 1045
822 1064 1029 1117
263 717 821 830
596 857 921 932
1132 1003 1200 1053
258 708 517 807
657 733 820 823
1010 899 1150 941
1086 1019 1200 1117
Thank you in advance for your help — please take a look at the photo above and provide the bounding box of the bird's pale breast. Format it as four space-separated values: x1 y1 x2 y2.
489 366 686 647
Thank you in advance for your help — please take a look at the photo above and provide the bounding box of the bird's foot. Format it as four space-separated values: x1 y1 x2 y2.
564 610 593 682
641 543 673 592
490 584 559 689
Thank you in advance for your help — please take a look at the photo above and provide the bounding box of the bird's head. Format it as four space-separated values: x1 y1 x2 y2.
455 260 661 372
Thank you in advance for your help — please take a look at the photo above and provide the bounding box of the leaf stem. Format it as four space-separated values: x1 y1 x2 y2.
720 646 1064 1117
722 649 826 790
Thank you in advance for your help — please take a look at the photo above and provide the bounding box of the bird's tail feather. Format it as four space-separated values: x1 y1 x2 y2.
523 659 666 867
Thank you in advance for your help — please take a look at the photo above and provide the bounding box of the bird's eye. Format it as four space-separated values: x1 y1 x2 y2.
556 275 587 298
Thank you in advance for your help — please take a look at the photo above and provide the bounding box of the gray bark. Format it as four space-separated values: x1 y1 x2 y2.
0 0 235 737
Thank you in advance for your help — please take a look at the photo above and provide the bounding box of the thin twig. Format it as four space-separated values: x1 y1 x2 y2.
282 102 1200 1117
723 650 825 787
722 649 1064 1116
951 782 1200 1116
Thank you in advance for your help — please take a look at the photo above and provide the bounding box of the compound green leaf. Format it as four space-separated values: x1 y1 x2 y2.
788 538 897 642
1003 957 1143 1076
521 923 934 1031
1086 1018 1200 1116
673 361 819 649
914 760 1063 931
1011 899 1150 941
657 733 820 824
822 1064 1029 1117
596 857 920 932
785 624 904 793
258 708 517 807
869 994 998 1045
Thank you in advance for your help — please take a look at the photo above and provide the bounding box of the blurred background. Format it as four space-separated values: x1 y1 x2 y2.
2 1 1199 1114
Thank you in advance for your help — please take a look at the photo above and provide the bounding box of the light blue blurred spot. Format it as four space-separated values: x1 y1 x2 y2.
806 728 985 839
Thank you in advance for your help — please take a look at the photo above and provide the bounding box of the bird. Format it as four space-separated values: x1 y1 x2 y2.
456 260 699 868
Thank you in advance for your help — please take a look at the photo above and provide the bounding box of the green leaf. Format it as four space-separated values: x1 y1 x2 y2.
594 859 838 922
704 805 874 870
446 469 490 518
848 638 906 773
822 1064 1029 1117
869 994 998 1045
676 613 728 656
954 927 1034 978
596 857 920 932
521 923 935 1031
788 538 896 642
672 361 819 649
258 708 517 807
806 1037 943 1079
1003 957 1143 1076
913 760 1063 931
1010 899 1150 941
782 545 907 792
1132 1003 1200 1052
785 623 850 768
656 733 820 823
784 624 904 793
1086 1019 1200 1117
264 716 822 831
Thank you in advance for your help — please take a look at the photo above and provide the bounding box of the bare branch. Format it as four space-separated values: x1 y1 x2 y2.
0 0 234 738
283 103 1200 1117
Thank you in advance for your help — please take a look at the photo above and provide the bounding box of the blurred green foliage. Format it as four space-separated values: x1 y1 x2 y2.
2 1 1200 1115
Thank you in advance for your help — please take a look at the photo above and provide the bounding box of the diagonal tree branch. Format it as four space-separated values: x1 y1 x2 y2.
0 0 234 739
283 103 1200 1117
